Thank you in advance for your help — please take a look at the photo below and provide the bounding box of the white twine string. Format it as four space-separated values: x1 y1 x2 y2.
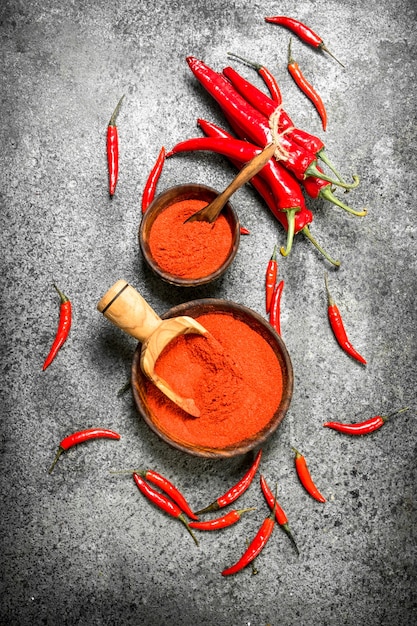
268 105 294 162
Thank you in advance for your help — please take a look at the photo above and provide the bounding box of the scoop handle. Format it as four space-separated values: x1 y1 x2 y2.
97 279 161 342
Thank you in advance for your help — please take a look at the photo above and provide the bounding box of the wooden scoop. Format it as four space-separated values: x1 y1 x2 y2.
97 279 209 417
185 142 277 223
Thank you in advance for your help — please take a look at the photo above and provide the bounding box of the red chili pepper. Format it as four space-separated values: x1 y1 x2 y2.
323 407 409 435
240 226 250 235
265 245 278 313
141 146 166 213
221 485 278 576
48 428 120 473
195 449 262 515
107 95 124 196
287 38 328 131
303 165 367 217
264 15 345 67
269 279 284 335
133 472 198 546
292 447 326 503
227 52 282 104
134 469 198 520
189 507 256 531
42 284 72 371
186 57 357 190
324 272 367 365
196 119 340 266
259 475 299 555
221 64 354 186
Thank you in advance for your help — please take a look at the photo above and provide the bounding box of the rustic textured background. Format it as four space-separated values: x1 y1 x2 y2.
1 1 416 624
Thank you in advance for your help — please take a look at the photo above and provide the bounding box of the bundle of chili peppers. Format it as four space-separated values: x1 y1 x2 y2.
164 53 366 266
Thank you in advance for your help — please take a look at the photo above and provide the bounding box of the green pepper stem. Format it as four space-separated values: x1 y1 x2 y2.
317 149 346 182
320 186 367 217
53 284 69 303
324 271 336 306
179 513 199 546
319 43 345 68
382 406 410 422
108 95 125 127
227 51 262 71
48 447 64 474
302 226 341 267
282 522 300 555
306 163 360 190
279 207 300 257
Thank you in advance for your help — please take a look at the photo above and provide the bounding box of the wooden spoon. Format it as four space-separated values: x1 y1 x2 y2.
97 279 209 417
185 142 277 223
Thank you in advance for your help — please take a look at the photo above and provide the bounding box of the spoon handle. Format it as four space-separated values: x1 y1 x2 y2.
97 279 162 342
186 142 276 223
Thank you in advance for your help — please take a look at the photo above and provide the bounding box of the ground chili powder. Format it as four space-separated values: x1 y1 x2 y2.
144 312 284 449
147 199 233 279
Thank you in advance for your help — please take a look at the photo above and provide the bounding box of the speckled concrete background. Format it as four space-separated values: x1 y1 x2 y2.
1 0 416 625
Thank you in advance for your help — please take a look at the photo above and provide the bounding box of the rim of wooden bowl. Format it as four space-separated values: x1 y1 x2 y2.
131 298 293 458
138 184 241 287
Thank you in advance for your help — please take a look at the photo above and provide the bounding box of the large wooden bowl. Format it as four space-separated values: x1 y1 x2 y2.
139 184 240 287
131 299 293 458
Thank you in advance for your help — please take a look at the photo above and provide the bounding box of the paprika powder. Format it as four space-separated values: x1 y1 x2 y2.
147 198 234 279
143 311 285 450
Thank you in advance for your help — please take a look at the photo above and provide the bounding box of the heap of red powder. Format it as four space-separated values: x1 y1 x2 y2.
144 312 284 449
147 199 233 279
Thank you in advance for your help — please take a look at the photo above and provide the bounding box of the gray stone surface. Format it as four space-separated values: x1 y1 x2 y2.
1 1 416 625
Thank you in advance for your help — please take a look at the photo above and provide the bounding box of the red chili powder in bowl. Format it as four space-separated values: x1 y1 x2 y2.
142 311 286 452
147 199 234 279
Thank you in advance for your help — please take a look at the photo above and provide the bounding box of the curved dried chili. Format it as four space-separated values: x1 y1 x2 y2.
292 447 326 503
195 449 262 515
107 95 124 196
43 284 72 371
323 407 409 435
269 279 284 334
324 272 367 365
287 38 328 131
48 428 120 473
189 507 255 531
141 146 166 213
265 245 278 313
264 15 344 67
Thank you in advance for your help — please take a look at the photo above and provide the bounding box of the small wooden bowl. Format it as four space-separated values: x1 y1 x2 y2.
131 299 293 458
139 184 240 287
